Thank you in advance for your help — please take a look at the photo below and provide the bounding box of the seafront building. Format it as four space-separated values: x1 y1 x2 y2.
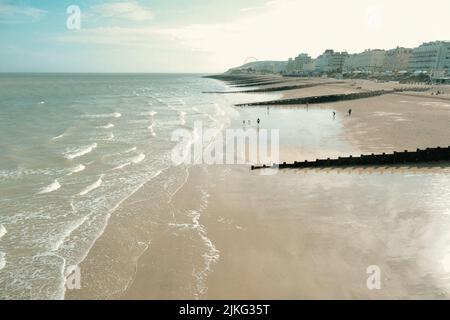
314 50 349 73
286 53 312 73
280 40 449 81
408 41 450 76
384 47 412 72
343 49 386 73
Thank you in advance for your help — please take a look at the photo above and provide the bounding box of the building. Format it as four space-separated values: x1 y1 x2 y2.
383 47 412 72
408 41 450 76
286 53 312 73
344 49 386 73
314 50 348 73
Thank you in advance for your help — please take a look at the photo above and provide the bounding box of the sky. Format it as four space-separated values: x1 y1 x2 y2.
0 0 449 73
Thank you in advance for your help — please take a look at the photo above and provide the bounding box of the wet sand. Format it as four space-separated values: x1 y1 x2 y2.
121 83 450 299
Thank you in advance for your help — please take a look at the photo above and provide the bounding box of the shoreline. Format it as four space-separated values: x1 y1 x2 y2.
68 76 450 300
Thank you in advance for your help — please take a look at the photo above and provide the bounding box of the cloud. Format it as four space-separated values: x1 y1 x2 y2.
0 2 46 23
89 1 153 22
55 26 164 48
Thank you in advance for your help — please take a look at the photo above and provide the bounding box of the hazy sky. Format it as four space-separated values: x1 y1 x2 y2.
0 0 449 73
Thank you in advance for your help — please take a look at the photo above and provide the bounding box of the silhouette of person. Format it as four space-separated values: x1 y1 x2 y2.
333 111 336 119
348 109 352 116
257 118 260 126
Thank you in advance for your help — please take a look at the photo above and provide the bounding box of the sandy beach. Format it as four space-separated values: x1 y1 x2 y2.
67 77 450 300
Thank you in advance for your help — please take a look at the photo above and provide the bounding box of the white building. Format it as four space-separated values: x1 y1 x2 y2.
384 47 412 72
315 50 348 73
286 53 312 73
344 49 386 73
408 41 450 76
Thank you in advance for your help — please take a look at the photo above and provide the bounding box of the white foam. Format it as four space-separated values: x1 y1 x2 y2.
67 164 86 176
0 224 6 239
78 175 103 196
52 133 65 140
65 143 97 160
123 147 137 154
38 101 45 105
38 179 61 194
103 132 114 141
179 111 187 125
83 112 121 119
0 252 6 270
148 124 156 137
112 162 131 170
130 153 145 164
97 123 115 129
139 111 158 116
214 103 226 116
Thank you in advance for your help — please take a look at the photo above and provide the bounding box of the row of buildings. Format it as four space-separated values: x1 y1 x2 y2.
285 41 450 79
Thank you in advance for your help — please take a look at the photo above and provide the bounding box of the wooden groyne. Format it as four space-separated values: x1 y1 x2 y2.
251 146 450 170
235 87 429 106
232 80 288 88
203 81 345 94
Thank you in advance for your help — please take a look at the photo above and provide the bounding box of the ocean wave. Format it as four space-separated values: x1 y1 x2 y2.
38 180 61 194
179 111 187 125
148 124 156 137
128 119 150 124
138 111 158 117
52 133 65 140
123 147 137 154
130 153 145 164
102 133 114 141
0 224 6 239
65 143 97 160
112 162 131 170
67 164 86 176
83 112 121 119
78 175 103 196
0 252 6 270
97 123 115 129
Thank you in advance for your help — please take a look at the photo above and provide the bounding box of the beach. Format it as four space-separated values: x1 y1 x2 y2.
66 77 450 299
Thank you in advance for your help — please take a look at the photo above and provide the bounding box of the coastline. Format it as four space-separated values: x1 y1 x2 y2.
68 77 450 300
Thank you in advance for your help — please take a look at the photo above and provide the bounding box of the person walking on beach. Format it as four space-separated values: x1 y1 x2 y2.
348 108 352 116
243 120 245 126
257 118 260 126
333 111 336 119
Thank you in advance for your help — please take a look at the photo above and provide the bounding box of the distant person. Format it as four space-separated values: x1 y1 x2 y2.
333 111 336 119
348 109 352 116
243 120 245 126
257 118 260 125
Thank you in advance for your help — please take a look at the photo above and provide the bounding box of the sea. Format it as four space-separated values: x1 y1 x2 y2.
0 73 254 299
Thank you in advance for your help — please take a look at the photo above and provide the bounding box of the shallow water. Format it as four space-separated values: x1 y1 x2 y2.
0 73 258 299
